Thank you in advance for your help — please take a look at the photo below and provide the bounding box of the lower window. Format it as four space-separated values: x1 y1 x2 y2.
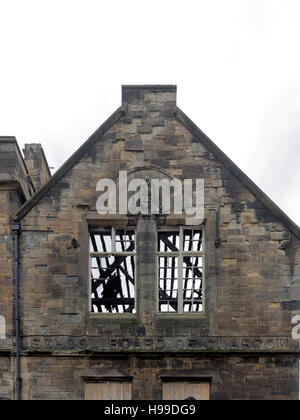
162 381 210 400
85 381 132 400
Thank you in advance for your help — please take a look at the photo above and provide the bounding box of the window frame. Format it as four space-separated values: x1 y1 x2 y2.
84 378 133 400
89 227 137 314
161 378 211 400
157 226 205 314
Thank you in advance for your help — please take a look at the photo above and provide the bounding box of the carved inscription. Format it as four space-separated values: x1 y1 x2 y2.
20 336 299 353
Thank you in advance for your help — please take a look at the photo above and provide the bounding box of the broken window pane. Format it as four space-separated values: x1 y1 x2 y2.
183 229 203 252
158 230 180 253
183 256 203 313
90 228 136 314
159 256 179 312
90 228 113 253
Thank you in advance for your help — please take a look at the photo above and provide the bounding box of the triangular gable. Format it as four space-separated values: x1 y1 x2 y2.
14 105 300 240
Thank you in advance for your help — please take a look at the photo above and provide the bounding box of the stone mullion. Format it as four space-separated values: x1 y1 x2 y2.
178 227 184 313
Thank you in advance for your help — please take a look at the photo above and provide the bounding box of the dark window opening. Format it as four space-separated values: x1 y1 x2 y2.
158 228 204 313
90 228 136 314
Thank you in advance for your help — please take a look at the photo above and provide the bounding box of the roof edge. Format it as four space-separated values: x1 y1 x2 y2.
23 143 52 179
42 146 52 178
122 85 176 91
175 107 300 240
14 107 123 222
0 136 18 142
0 136 31 178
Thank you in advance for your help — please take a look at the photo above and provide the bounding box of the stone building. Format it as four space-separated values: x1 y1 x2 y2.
0 85 299 400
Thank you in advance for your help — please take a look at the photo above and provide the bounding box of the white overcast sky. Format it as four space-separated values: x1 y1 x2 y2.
0 0 299 225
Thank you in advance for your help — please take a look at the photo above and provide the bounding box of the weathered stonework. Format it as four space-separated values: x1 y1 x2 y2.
23 144 51 191
0 87 299 400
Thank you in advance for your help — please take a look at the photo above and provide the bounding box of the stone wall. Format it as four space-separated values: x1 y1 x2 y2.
0 137 34 200
17 86 300 338
0 356 13 400
0 86 299 399
0 137 50 400
0 138 33 339
23 144 51 191
16 354 299 400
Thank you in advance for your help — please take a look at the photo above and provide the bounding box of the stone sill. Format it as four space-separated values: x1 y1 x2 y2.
155 313 208 320
88 313 137 322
